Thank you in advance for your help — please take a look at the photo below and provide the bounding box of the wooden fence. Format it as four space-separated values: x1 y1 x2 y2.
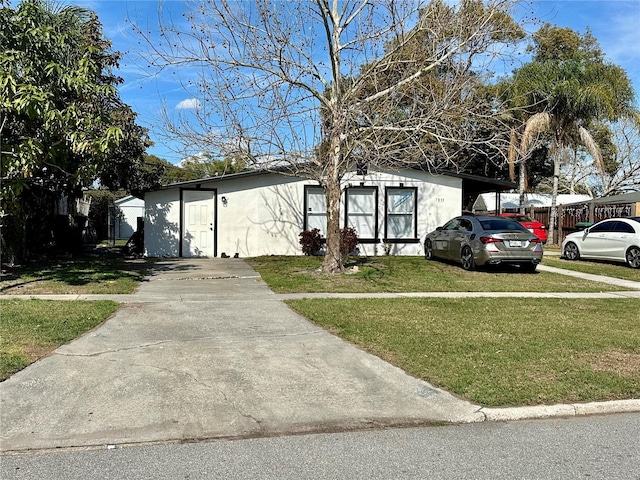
529 201 639 244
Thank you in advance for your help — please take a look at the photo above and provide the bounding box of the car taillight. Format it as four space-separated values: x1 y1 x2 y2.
480 236 501 244
529 238 542 243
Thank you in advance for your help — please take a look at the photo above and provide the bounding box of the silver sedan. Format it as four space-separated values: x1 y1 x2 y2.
423 215 544 272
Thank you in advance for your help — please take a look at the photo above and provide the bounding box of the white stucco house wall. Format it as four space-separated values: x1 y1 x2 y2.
143 168 511 258
114 195 145 240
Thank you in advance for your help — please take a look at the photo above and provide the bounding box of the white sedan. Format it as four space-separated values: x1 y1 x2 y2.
561 217 640 268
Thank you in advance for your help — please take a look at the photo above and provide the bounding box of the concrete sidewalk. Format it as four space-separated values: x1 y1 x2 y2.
1 258 639 453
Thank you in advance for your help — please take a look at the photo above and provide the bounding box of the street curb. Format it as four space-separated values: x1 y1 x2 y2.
478 399 640 422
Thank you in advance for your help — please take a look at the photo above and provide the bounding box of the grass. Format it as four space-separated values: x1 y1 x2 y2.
286 297 640 407
98 239 128 247
0 299 119 380
542 256 640 283
0 252 154 295
247 255 629 293
3 253 637 408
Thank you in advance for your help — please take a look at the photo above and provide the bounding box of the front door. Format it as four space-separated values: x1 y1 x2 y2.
182 190 215 257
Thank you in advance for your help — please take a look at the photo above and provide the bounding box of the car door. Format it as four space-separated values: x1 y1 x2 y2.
579 221 615 257
449 218 473 260
605 221 636 260
434 219 460 260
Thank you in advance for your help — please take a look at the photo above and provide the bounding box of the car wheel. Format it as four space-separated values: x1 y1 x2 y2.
520 263 537 273
460 246 475 271
563 242 580 261
626 246 640 269
424 240 434 260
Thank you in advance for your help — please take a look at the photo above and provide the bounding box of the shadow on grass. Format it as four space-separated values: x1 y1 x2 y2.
419 257 541 275
0 251 156 293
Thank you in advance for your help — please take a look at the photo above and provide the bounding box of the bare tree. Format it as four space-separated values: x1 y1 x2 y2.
132 0 525 273
605 119 640 194
560 119 640 196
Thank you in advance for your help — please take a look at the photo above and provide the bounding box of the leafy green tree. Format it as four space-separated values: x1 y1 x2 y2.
1 1 121 199
96 106 156 197
179 153 247 179
509 24 638 242
143 155 200 185
0 0 150 260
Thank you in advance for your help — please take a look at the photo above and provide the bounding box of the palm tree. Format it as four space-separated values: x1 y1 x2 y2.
510 25 638 243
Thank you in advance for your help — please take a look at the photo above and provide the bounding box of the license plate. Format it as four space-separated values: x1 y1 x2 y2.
509 240 523 247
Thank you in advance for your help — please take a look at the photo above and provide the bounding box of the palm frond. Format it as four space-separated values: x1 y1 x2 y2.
521 112 551 155
578 126 604 179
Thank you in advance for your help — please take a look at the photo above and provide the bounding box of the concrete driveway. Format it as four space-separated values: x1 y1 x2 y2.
0 259 481 452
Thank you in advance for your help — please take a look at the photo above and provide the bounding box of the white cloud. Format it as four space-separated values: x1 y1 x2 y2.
175 98 201 110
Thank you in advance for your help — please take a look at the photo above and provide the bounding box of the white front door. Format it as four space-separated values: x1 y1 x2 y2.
182 190 215 257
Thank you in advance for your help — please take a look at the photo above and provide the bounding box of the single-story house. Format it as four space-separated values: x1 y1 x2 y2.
143 168 514 258
472 192 592 213
113 195 145 240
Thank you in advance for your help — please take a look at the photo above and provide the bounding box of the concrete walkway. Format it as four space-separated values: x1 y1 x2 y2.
1 259 639 453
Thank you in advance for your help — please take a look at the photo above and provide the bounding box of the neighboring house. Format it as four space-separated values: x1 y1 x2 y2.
114 195 145 240
144 168 513 258
472 193 592 213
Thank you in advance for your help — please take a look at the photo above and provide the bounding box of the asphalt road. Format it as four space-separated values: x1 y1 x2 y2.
2 413 638 480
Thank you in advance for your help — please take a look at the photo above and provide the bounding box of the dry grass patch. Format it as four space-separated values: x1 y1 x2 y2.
579 351 640 377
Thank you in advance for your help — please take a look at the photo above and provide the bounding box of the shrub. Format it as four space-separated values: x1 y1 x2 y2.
299 228 324 256
340 227 359 256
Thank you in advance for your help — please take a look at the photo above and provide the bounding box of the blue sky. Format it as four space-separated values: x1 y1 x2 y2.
65 1 640 164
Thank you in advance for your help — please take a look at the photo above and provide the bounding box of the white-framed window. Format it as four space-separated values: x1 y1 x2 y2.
345 187 377 240
304 186 327 234
385 187 417 240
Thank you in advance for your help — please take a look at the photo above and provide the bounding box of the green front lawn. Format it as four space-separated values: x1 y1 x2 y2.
287 297 640 407
0 253 154 295
248 255 629 293
0 299 119 380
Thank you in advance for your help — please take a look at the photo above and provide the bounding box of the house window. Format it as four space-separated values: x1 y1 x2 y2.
345 187 377 241
304 186 327 234
385 187 417 241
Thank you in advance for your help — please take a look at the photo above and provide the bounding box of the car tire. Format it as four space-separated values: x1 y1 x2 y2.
424 240 434 260
563 242 580 261
626 246 640 269
460 246 475 271
520 263 537 273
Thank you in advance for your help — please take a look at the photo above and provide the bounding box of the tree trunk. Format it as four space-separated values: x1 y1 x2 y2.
518 160 526 213
321 133 343 274
548 155 561 245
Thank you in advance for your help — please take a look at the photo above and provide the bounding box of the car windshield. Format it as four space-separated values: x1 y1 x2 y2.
480 219 527 231
513 215 534 222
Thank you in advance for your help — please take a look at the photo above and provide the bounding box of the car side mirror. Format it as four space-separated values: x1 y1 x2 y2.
583 227 590 234
436 226 443 231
